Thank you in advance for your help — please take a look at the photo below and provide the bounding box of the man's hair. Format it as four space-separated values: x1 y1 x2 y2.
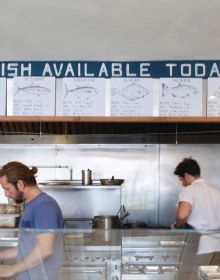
174 157 200 177
0 161 38 188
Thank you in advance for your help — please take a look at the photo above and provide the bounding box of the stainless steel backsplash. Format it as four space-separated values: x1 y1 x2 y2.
0 143 219 228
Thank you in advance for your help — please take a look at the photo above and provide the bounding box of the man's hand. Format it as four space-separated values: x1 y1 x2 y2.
0 264 16 277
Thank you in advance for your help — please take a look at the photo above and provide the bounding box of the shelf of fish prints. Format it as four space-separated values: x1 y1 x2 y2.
56 77 158 117
28 77 209 117
3 76 220 117
6 77 56 116
0 78 6 116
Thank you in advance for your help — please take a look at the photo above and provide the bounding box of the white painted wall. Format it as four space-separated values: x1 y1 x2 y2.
0 0 219 60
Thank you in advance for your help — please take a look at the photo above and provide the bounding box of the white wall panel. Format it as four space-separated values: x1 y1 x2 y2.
0 0 219 60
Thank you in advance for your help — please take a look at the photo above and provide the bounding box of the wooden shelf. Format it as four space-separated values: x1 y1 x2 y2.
1 116 220 123
1 117 220 144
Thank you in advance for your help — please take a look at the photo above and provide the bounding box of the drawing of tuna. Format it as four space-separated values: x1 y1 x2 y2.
64 84 99 100
162 83 199 98
120 83 149 101
14 83 51 96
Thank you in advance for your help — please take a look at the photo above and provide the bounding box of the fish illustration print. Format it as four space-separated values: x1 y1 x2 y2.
120 83 149 101
162 83 199 98
64 84 99 100
14 83 51 96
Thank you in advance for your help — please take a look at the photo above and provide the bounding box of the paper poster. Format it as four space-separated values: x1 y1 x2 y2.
159 78 203 116
7 77 56 116
110 78 154 116
57 78 105 116
0 78 6 115
207 78 220 116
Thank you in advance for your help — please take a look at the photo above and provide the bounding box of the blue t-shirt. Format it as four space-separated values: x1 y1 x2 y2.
16 192 64 280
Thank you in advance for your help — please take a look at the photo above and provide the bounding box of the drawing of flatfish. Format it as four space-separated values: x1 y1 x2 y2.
162 83 199 98
14 83 51 96
64 84 99 100
120 83 149 101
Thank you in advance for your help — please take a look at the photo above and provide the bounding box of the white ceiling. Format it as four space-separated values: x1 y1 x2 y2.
0 0 219 60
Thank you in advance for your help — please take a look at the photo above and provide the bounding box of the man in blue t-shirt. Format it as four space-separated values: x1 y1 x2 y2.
0 161 64 280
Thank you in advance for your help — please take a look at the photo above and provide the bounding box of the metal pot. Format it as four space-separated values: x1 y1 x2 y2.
92 215 120 230
92 205 130 229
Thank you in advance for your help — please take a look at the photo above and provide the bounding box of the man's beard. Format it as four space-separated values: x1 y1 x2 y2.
14 190 24 204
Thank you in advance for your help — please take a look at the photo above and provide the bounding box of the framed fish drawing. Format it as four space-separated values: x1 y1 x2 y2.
56 77 105 116
0 78 6 116
207 78 220 116
7 77 56 116
110 78 155 116
159 78 203 116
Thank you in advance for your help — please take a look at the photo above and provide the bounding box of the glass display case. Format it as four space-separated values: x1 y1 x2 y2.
0 229 220 280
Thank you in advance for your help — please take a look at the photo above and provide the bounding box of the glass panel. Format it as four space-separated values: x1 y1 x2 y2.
0 229 220 279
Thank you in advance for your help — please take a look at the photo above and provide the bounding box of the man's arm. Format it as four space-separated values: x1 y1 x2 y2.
0 232 55 277
175 201 192 228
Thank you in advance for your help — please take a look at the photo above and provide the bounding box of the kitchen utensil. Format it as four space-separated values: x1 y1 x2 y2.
82 169 92 185
117 205 130 220
100 176 124 185
92 205 130 229
92 215 120 230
